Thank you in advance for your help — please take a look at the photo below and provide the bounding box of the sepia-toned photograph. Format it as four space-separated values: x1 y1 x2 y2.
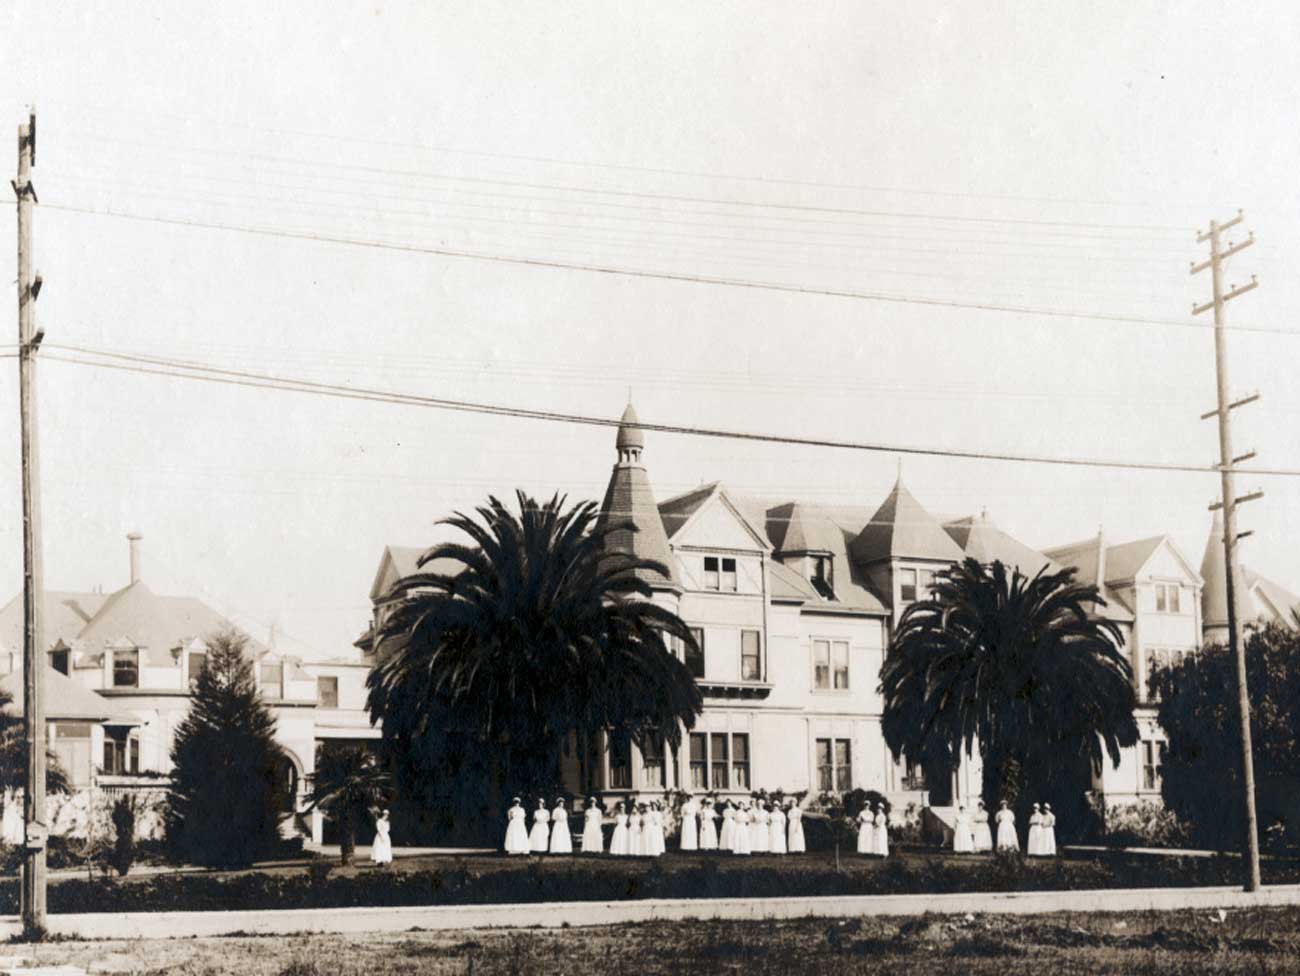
3 2 1300 972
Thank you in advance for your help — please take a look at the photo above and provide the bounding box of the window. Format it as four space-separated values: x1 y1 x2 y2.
900 568 918 603
1141 740 1163 790
1155 584 1182 614
609 736 631 789
113 649 139 688
317 676 339 708
710 732 729 789
103 728 139 776
703 556 720 590
51 722 93 788
187 652 206 688
741 630 762 681
816 738 853 792
685 628 705 679
641 736 666 787
731 733 751 790
260 662 284 700
721 558 737 592
689 733 707 789
902 760 927 791
814 640 850 690
50 649 69 676
810 555 835 599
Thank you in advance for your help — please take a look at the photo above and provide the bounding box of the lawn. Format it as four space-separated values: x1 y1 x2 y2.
8 847 1298 914
8 908 1300 974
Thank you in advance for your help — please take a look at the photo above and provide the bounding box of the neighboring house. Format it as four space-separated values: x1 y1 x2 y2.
0 534 377 841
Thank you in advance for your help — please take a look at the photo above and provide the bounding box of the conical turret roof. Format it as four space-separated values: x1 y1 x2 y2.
615 403 645 451
850 476 964 565
596 403 678 589
1200 512 1254 630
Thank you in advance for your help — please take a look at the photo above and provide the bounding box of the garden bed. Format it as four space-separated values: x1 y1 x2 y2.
5 848 1299 915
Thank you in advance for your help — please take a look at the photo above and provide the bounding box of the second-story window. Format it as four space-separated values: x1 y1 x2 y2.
900 568 918 603
741 629 762 681
187 651 206 689
703 556 720 589
317 676 339 708
813 639 850 690
685 628 705 679
50 649 69 676
1156 583 1182 614
113 649 139 688
641 735 666 788
810 555 835 599
609 736 631 789
703 556 738 591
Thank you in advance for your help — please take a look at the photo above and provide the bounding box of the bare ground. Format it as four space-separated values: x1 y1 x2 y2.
7 906 1300 975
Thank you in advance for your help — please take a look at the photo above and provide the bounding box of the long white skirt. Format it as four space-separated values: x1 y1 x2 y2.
751 818 769 853
370 827 393 864
629 825 644 856
769 819 787 854
529 821 550 853
504 817 530 855
609 821 629 856
719 817 734 851
996 819 1018 852
788 818 806 853
1042 824 1057 856
953 820 974 854
549 817 573 854
700 816 718 850
974 821 993 852
581 817 604 854
873 823 889 857
680 813 699 851
1027 824 1042 856
856 820 874 854
733 823 752 855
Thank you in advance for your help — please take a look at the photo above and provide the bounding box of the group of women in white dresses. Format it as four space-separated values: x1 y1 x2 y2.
502 793 807 856
952 800 1057 856
855 802 892 857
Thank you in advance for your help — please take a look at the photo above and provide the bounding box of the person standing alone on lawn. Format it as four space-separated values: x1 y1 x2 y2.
769 800 787 854
700 797 719 850
787 799 805 853
370 809 393 866
549 798 573 854
995 800 1018 852
529 798 551 853
581 797 604 854
504 797 530 855
973 800 993 853
680 793 699 851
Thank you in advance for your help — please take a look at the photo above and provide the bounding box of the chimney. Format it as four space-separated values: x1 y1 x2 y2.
127 532 143 584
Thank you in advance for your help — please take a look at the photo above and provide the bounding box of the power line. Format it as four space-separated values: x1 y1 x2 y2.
42 202 1295 336
40 342 1300 478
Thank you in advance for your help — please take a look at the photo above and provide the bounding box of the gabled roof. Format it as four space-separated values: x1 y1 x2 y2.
1246 569 1300 625
943 513 1058 577
0 667 139 723
656 482 770 552
849 477 965 565
658 483 721 539
368 545 465 602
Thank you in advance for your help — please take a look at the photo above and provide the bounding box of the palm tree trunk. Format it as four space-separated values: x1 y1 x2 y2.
340 808 355 866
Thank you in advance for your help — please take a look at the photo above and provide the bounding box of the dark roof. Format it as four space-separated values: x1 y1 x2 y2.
849 477 966 565
0 667 140 723
943 514 1058 576
597 462 680 589
768 502 842 555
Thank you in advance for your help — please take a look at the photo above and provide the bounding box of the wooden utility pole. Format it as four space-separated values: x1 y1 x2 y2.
13 111 47 935
1192 209 1261 891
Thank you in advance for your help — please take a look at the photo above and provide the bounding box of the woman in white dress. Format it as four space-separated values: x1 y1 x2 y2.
994 801 1018 852
581 797 604 854
768 802 787 855
873 803 890 858
700 798 719 851
1027 803 1043 856
504 797 530 855
370 809 393 866
719 800 736 851
856 803 875 855
750 800 769 854
952 804 974 853
973 800 993 853
1 791 21 847
549 799 573 854
649 802 666 856
629 805 645 856
732 802 752 855
529 799 551 854
679 794 699 851
786 800 806 854
609 802 630 856
1041 803 1058 856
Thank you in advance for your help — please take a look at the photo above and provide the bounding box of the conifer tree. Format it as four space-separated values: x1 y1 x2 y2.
165 629 286 866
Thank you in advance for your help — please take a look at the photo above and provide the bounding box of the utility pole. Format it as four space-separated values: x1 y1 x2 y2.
1192 209 1261 891
13 110 47 935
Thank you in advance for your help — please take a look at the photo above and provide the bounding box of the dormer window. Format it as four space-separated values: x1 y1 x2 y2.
703 556 737 592
50 648 70 676
112 649 139 688
809 555 835 599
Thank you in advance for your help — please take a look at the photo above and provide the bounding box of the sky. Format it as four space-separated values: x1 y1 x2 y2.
2 1 1300 660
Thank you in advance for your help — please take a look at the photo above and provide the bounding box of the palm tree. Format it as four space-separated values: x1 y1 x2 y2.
306 746 392 865
0 686 71 795
367 491 703 839
881 558 1138 833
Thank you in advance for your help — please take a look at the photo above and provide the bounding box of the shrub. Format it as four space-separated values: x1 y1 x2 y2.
109 796 137 877
1103 800 1192 849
